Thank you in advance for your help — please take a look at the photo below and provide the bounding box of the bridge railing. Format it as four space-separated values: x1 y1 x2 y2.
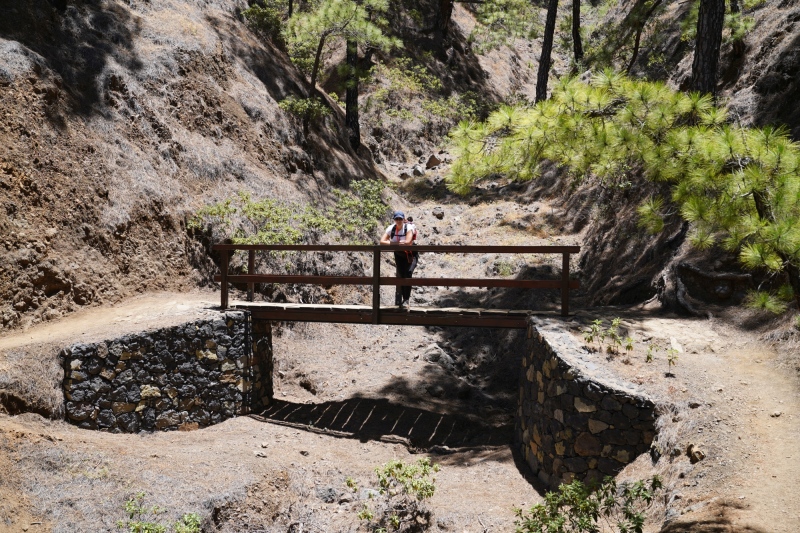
211 244 580 318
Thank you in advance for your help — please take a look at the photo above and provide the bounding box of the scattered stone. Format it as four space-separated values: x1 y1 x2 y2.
412 164 425 176
399 172 412 180
687 443 706 463
771 411 782 418
358 488 380 501
432 207 444 219
425 154 442 168
688 401 702 409
316 487 337 503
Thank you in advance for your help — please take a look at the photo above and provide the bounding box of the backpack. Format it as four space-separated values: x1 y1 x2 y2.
409 224 418 242
390 223 407 241
390 224 419 261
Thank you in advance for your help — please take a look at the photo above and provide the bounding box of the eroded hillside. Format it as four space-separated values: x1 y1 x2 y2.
0 0 379 331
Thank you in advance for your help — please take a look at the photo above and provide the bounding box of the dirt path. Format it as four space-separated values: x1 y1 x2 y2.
566 313 800 532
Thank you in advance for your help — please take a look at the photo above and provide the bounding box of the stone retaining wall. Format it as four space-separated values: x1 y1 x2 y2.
61 311 272 432
517 318 657 489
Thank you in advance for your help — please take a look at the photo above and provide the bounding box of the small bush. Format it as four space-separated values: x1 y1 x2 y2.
242 1 289 40
188 179 389 245
278 96 331 122
116 493 201 533
514 476 662 533
353 458 440 532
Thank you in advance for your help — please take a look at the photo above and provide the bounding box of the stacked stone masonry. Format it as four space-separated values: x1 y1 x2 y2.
61 312 272 432
517 318 657 489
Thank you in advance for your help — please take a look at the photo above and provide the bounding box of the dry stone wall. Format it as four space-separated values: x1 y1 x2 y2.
61 311 272 432
517 317 657 489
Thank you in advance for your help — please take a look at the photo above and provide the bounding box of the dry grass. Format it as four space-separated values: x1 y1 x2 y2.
0 347 63 418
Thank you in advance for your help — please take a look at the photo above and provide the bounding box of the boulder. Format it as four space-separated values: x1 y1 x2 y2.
426 154 442 168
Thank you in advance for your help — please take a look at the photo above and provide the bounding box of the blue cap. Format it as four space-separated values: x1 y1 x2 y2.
393 211 405 219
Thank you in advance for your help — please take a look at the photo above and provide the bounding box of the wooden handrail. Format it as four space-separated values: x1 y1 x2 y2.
212 244 580 317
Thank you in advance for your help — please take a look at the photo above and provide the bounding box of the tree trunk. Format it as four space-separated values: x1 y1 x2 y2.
345 40 361 151
436 0 455 36
626 0 664 74
310 34 327 89
729 0 746 57
572 0 583 63
690 0 725 95
303 34 328 137
536 0 559 102
288 0 293 18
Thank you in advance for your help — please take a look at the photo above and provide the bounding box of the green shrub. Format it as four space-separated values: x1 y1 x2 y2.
188 179 389 246
242 1 289 40
116 493 201 533
354 458 440 532
278 96 331 122
514 476 662 533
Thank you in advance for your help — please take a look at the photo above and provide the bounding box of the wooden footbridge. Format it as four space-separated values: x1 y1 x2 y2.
213 244 579 329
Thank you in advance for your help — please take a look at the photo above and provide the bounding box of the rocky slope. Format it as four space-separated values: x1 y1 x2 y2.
0 0 376 331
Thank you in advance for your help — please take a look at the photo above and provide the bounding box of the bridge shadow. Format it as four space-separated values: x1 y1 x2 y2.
254 395 512 451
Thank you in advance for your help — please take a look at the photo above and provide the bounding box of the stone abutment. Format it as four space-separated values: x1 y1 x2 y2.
61 311 272 432
517 317 657 489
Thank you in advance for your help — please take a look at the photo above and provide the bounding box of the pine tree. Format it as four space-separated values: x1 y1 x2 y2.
282 0 399 135
447 72 800 310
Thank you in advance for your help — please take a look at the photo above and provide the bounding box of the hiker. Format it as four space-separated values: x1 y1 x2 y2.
380 211 414 307
405 215 419 274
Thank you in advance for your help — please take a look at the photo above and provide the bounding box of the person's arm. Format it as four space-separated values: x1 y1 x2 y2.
380 229 391 245
402 230 413 245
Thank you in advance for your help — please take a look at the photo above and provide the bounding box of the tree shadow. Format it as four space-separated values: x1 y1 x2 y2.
751 31 800 140
660 498 770 533
0 0 143 117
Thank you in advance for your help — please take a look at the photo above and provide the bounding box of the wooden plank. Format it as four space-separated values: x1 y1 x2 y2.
562 252 570 316
372 249 380 325
220 250 229 310
248 250 255 302
215 274 372 285
215 275 579 289
380 278 580 289
212 244 580 253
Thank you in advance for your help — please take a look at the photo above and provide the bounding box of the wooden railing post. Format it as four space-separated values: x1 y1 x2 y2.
221 249 230 310
372 247 381 324
561 252 570 316
247 249 255 302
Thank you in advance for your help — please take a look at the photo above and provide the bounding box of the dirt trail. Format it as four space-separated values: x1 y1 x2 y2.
721 345 800 530
573 313 800 532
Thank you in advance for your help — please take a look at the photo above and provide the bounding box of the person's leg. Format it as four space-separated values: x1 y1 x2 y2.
394 253 404 305
401 253 413 303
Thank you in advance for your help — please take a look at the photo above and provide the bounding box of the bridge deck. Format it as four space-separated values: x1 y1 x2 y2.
231 301 536 329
